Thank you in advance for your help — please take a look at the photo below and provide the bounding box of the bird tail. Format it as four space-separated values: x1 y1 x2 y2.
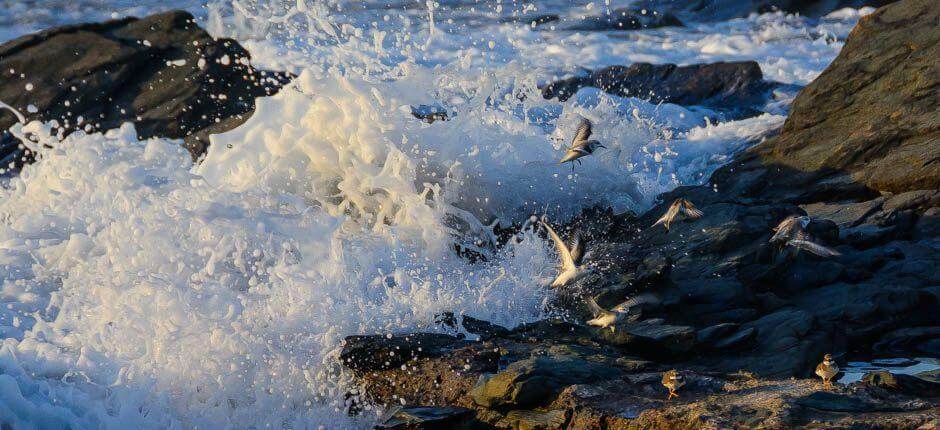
586 295 605 317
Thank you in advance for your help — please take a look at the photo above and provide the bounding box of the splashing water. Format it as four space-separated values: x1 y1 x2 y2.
0 1 873 428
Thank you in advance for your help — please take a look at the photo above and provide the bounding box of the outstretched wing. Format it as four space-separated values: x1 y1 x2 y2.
770 216 797 242
679 200 704 220
789 239 841 257
541 218 575 270
569 232 585 265
586 296 608 317
571 117 593 145
653 202 679 228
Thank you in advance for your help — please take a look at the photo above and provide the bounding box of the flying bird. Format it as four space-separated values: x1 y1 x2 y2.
585 295 645 331
771 216 840 258
652 198 704 231
815 353 840 390
662 370 685 400
559 117 605 168
541 217 589 288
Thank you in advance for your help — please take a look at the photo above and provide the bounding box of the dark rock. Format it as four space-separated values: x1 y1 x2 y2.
564 8 682 32
542 61 774 119
862 371 940 398
874 327 940 356
696 323 740 344
751 0 940 193
498 409 569 430
0 10 291 167
796 391 881 412
340 333 465 372
712 327 757 350
461 315 510 340
500 14 560 28
410 105 448 123
375 406 478 430
470 355 621 409
595 320 696 355
630 0 897 22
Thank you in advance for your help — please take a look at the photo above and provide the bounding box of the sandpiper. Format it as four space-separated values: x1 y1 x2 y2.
771 216 840 257
652 198 704 231
815 353 840 390
559 116 605 168
541 217 590 288
585 293 657 331
662 369 685 400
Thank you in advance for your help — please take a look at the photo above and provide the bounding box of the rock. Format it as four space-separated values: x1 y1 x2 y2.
801 198 885 228
375 406 478 430
410 105 448 123
595 320 696 355
340 333 465 372
461 315 510 340
541 61 774 119
712 327 757 350
470 355 621 409
563 8 683 32
629 0 896 22
499 14 561 28
874 327 940 356
498 409 569 430
862 371 940 398
696 323 740 344
0 10 291 167
796 391 881 412
751 0 940 193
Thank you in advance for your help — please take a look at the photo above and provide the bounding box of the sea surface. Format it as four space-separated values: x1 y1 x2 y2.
0 1 873 428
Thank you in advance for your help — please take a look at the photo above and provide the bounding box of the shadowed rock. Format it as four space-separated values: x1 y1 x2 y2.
0 10 291 170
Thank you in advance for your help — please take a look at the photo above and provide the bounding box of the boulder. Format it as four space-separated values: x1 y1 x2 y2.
0 10 291 169
375 406 478 430
470 355 621 409
542 61 774 119
563 8 683 32
751 0 940 193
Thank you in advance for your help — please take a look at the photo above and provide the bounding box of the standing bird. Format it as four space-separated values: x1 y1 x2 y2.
771 216 840 258
662 370 685 400
541 217 589 288
815 353 840 390
585 294 657 331
559 117 605 168
652 198 704 231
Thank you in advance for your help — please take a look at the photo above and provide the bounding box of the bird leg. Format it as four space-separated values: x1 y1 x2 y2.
667 389 679 400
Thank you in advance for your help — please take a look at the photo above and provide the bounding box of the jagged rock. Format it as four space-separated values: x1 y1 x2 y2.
563 8 683 32
751 0 940 193
497 409 569 430
874 327 940 356
0 10 291 168
594 320 696 355
375 406 478 430
340 333 465 372
461 316 511 340
542 61 774 119
471 355 621 409
862 371 940 398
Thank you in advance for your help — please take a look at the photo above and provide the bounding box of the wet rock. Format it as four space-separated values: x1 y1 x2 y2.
630 0 897 22
541 61 774 119
410 104 449 123
375 406 478 430
0 10 291 168
752 0 940 193
341 333 465 372
471 355 621 409
595 320 696 355
563 8 682 32
461 315 511 340
499 14 560 28
862 371 940 398
874 327 940 356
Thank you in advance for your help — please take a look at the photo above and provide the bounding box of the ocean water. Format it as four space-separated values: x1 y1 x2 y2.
0 2 872 428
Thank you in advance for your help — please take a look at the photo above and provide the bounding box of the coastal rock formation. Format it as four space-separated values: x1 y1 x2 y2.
345 0 939 427
541 61 776 120
0 10 291 170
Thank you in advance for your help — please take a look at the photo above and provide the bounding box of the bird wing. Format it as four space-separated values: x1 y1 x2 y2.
679 200 704 219
541 219 575 270
571 117 593 145
653 202 679 228
569 232 585 266
770 216 796 242
586 296 608 317
789 239 841 257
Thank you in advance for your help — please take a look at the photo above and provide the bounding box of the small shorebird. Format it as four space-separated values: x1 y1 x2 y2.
541 217 590 288
585 294 656 331
662 369 685 400
815 353 840 390
652 198 704 231
559 116 605 168
771 216 840 258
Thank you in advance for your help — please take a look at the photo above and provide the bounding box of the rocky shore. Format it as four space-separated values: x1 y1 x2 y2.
343 0 940 428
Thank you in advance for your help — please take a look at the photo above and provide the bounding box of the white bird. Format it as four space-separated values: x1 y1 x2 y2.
541 217 589 288
771 216 840 257
652 198 704 231
559 117 605 167
585 295 644 332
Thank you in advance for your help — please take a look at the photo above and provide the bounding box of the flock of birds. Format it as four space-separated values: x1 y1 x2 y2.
545 116 845 399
